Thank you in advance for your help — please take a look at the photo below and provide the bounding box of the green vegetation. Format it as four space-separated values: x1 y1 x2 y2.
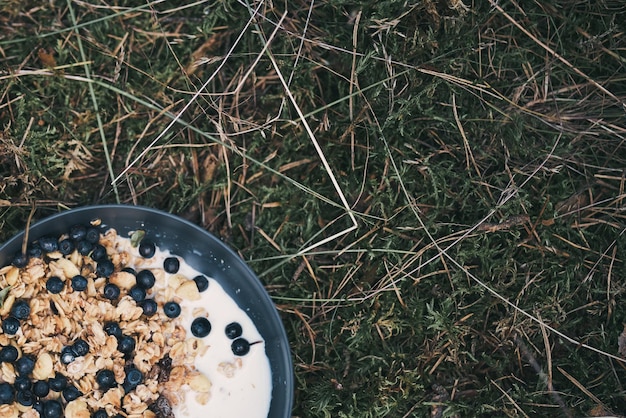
2 0 626 416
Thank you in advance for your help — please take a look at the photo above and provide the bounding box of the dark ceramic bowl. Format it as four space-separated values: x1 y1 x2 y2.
0 204 293 417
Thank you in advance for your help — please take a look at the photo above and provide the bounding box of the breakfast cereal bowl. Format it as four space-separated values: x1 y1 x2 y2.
0 205 293 418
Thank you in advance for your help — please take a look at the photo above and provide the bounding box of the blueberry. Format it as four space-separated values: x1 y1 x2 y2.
225 322 243 339
231 338 251 356
11 251 29 268
138 240 156 258
69 224 87 241
91 244 107 261
58 239 74 255
103 283 120 300
140 299 157 317
28 244 43 258
38 236 58 253
190 317 211 338
122 267 137 276
71 275 88 291
163 301 181 318
33 380 50 397
92 410 108 418
136 270 155 289
16 355 35 375
193 275 209 292
123 367 143 392
14 375 32 391
2 316 20 335
60 347 75 364
16 389 34 406
33 400 44 415
46 276 64 294
71 339 90 357
0 345 18 363
97 260 115 278
0 382 15 404
163 257 180 274
117 335 135 355
11 299 31 320
128 285 146 303
48 373 68 392
62 384 82 402
104 321 122 338
96 369 116 390
43 399 63 418
76 240 93 256
85 227 100 244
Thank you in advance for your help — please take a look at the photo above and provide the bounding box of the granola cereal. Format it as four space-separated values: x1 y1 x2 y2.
0 223 272 417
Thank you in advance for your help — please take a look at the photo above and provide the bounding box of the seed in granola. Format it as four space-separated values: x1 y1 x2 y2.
163 257 180 274
43 398 63 417
38 236 59 253
140 299 157 316
138 241 156 258
103 283 121 300
231 338 251 356
136 270 156 289
71 275 88 291
225 322 243 339
33 380 49 398
11 299 31 320
129 285 146 303
104 321 123 338
193 275 209 292
11 251 29 268
117 335 136 356
163 302 181 318
190 317 211 338
2 316 20 335
62 384 83 402
48 373 68 392
96 369 116 390
71 339 90 357
58 239 75 256
0 345 18 362
0 382 15 404
85 228 100 244
46 276 64 294
16 388 35 406
97 260 115 278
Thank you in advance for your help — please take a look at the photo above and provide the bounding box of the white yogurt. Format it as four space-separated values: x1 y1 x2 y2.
120 236 273 418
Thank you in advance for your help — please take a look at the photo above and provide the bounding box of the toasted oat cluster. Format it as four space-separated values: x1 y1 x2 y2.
0 224 211 418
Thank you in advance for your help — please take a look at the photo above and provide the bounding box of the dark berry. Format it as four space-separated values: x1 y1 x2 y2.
46 276 64 294
11 251 29 268
225 322 243 339
62 384 82 402
27 244 43 258
117 335 136 355
92 410 108 418
0 382 14 404
2 316 20 335
138 240 156 258
0 345 18 363
43 399 63 418
128 285 146 303
11 299 31 320
163 301 181 318
136 270 155 289
96 369 116 390
231 338 251 356
58 239 75 255
33 400 44 415
71 275 88 291
123 367 143 392
16 389 34 406
91 244 107 261
104 322 122 338
122 267 137 276
140 299 157 317
71 339 90 357
38 236 58 253
190 317 211 338
76 240 93 256
16 354 35 375
48 373 68 392
14 375 32 391
60 346 76 364
97 260 115 278
85 227 100 244
193 275 209 292
33 380 50 397
163 257 180 274
69 224 87 241
103 283 120 300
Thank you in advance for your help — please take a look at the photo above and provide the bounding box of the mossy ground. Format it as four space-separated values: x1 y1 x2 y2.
2 1 626 416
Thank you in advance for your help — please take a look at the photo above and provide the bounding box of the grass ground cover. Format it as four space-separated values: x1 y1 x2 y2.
1 0 626 416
